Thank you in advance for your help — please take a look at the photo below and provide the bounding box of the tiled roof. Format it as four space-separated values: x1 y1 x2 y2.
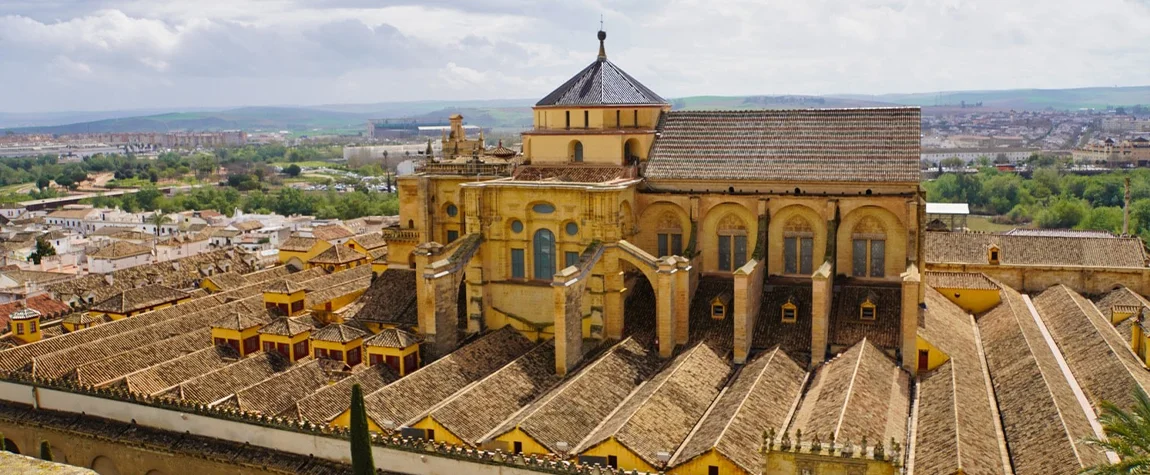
239 266 293 285
47 208 97 220
312 224 354 242
925 231 1148 268
350 233 387 251
211 311 267 331
511 165 634 183
217 358 333 415
977 286 1107 473
308 245 367 265
485 336 663 454
169 351 293 404
576 341 732 467
74 329 209 386
123 345 239 396
1095 286 1150 342
352 269 417 327
49 249 253 305
88 240 152 259
311 323 367 343
753 283 813 359
829 285 901 351
0 295 70 327
535 46 666 106
912 289 1008 475
279 236 320 252
89 285 189 314
263 279 307 294
0 269 72 286
1002 228 1118 238
259 316 313 337
670 347 808 473
363 328 421 349
363 326 535 427
427 340 561 445
289 364 398 423
1033 285 1150 411
489 140 517 158
789 339 909 444
924 271 1000 291
303 276 370 309
231 220 264 232
644 108 921 183
203 272 247 291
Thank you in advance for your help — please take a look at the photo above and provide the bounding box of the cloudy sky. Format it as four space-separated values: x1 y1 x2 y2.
3 0 1150 112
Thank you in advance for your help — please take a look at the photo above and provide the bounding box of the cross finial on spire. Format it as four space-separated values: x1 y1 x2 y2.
597 25 607 60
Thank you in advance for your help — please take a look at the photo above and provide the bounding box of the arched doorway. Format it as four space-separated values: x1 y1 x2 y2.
624 138 641 165
2 438 19 454
533 229 556 281
91 456 121 475
570 141 584 162
621 260 656 337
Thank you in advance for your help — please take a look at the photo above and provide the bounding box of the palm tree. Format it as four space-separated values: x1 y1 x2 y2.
1082 387 1150 474
148 212 173 256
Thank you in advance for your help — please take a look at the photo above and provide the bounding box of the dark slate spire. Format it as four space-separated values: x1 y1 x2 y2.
535 30 666 107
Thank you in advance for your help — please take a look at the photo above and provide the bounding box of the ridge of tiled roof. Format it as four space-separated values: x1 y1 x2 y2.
89 285 189 314
204 272 247 290
362 326 535 427
535 41 665 107
976 285 1107 472
0 295 70 327
311 323 367 343
645 108 921 183
829 285 901 350
350 233 387 251
511 165 634 183
279 236 320 252
788 338 909 445
312 224 354 242
122 345 239 397
211 311 267 331
363 328 422 349
1095 286 1150 342
74 329 209 387
172 351 293 405
483 336 663 454
912 289 1008 474
575 340 732 467
263 279 307 294
259 316 313 337
670 346 807 472
924 271 1000 291
303 277 371 310
218 358 334 416
426 340 561 445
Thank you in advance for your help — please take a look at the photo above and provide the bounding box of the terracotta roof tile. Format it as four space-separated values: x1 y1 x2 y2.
88 240 152 259
671 347 807 473
311 323 367 343
512 165 634 183
289 364 398 423
122 345 239 396
0 295 70 327
217 358 334 415
259 316 313 337
308 245 367 265
645 108 921 183
169 351 293 405
829 285 901 351
977 286 1107 473
352 269 417 328
754 283 813 359
912 289 1008 474
89 285 189 314
280 236 321 252
312 224 354 242
363 328 421 349
925 271 1000 290
74 329 209 386
789 339 910 445
925 231 1148 268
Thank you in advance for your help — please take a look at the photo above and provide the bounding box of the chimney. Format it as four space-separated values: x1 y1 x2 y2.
1125 176 1132 236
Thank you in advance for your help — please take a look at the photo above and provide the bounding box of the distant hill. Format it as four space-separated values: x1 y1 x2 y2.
6 86 1149 135
831 86 1150 110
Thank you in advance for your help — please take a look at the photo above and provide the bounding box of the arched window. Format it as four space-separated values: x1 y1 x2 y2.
533 229 555 280
717 214 748 272
656 211 683 257
851 217 886 278
573 141 584 162
783 216 815 275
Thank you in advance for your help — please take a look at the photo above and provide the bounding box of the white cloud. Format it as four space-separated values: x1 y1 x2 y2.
1 0 1150 112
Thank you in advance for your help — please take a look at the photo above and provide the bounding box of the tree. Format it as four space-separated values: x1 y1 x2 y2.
30 237 56 265
39 440 52 461
1082 387 1150 474
349 383 375 475
425 139 433 157
35 176 50 190
1036 197 1088 229
284 164 302 177
148 212 173 237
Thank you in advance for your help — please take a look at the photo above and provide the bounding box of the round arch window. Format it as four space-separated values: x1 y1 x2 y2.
565 222 579 236
511 220 524 233
445 204 458 217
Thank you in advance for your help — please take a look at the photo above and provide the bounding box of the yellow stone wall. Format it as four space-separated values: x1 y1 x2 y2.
312 338 363 365
280 240 331 268
532 106 663 131
915 335 951 371
925 263 1150 296
263 290 307 316
365 343 420 375
764 452 898 475
669 449 751 475
579 438 658 473
930 287 1001 314
524 133 656 165
412 417 466 446
330 409 383 431
211 326 260 356
491 428 551 456
259 332 310 361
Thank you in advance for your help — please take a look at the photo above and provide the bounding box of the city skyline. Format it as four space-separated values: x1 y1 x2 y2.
3 0 1150 112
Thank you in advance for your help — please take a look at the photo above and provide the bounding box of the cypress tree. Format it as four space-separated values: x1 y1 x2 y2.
0 433 6 451
39 441 52 461
349 383 375 475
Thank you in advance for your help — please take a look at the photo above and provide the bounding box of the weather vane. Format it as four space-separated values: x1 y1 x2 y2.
600 14 604 31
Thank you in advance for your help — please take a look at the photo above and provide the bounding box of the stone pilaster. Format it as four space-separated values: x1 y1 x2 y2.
673 256 691 345
604 257 625 340
656 258 678 358
809 262 833 368
901 264 922 375
553 266 587 376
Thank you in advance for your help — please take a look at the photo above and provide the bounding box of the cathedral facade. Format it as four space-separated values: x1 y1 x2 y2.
386 30 925 376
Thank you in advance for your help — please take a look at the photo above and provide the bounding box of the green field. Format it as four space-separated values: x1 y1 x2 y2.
966 215 1017 232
